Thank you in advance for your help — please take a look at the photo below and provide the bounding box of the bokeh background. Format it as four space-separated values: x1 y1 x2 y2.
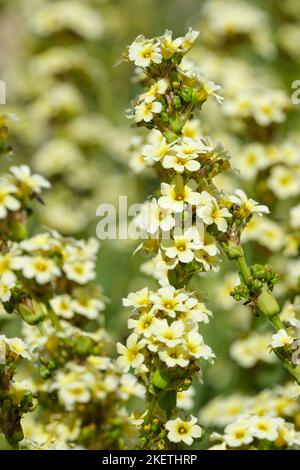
1 0 300 435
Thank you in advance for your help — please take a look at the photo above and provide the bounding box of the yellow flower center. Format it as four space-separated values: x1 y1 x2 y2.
176 242 186 252
34 260 48 272
163 300 176 310
0 258 10 274
234 430 246 439
74 265 84 274
178 426 188 435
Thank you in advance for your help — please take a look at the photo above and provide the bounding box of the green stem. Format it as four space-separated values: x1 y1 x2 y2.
46 302 62 332
144 396 157 425
37 322 47 336
269 314 284 331
273 349 300 385
236 254 251 282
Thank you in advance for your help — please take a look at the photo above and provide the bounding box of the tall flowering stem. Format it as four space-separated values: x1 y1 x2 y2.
119 29 300 450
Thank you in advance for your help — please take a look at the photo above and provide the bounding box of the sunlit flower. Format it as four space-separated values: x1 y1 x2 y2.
162 231 201 264
159 346 189 368
268 166 300 199
229 189 269 216
5 336 31 360
63 260 95 284
158 179 201 213
21 256 60 284
271 329 294 349
150 286 188 317
116 334 146 372
197 195 231 232
123 287 151 310
224 417 254 448
128 38 162 67
10 165 51 194
141 79 168 103
249 415 280 441
134 100 162 123
165 416 202 445
50 295 74 319
151 318 184 348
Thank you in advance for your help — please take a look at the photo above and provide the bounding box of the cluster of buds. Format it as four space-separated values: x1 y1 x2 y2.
231 264 279 303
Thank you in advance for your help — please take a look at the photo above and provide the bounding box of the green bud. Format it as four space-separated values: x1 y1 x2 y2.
73 336 94 356
18 298 45 325
252 279 263 291
172 96 182 110
180 87 193 103
251 264 266 280
10 218 28 242
257 286 280 318
152 370 169 390
169 111 183 133
160 111 169 123
39 364 51 380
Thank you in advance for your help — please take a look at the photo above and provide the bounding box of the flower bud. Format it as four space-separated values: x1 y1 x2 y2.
169 112 183 133
152 369 169 390
19 298 45 325
257 286 280 318
73 336 94 356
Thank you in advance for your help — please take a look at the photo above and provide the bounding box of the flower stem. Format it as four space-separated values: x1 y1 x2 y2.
46 302 62 332
236 254 251 283
144 396 157 425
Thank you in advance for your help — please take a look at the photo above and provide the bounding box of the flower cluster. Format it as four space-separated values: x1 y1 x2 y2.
210 414 300 450
200 382 300 429
120 26 300 449
120 285 214 375
120 286 213 448
0 112 140 449
200 382 300 450
19 320 143 449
